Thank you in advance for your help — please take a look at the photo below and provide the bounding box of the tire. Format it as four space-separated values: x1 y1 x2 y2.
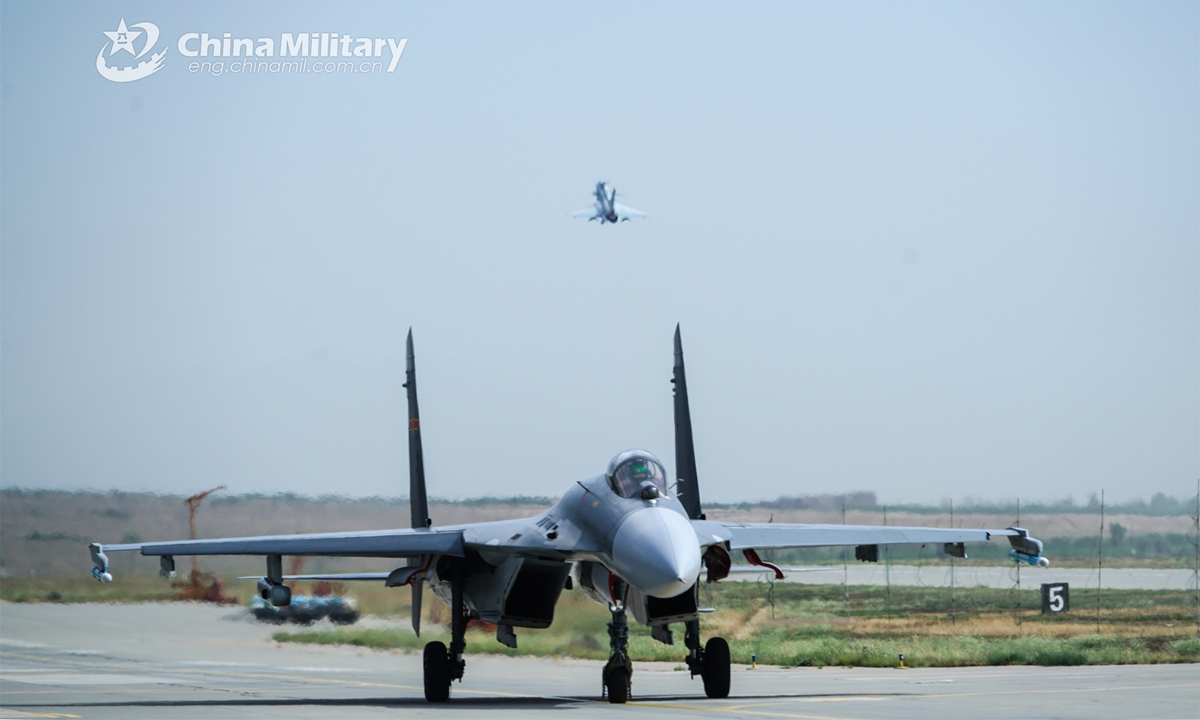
702 637 731 699
605 665 629 704
423 641 451 702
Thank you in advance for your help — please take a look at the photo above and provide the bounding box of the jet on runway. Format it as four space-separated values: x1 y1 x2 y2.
570 181 649 224
87 326 1048 704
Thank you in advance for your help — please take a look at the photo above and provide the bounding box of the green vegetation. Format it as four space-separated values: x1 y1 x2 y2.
5 573 1197 667
0 574 180 604
275 582 1200 668
703 491 1199 517
881 492 1198 517
23 530 88 543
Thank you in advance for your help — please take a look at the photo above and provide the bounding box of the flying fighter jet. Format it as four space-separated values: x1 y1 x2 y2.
570 181 650 224
86 326 1049 704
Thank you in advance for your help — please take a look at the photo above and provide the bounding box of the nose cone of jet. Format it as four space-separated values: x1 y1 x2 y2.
611 507 701 598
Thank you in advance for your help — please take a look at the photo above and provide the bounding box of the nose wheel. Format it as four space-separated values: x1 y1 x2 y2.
604 662 630 703
602 606 633 703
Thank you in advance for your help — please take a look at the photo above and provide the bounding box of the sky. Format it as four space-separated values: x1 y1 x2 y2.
1 2 1196 506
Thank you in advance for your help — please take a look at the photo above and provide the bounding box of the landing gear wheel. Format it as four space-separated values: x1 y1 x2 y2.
423 641 451 702
605 665 629 704
702 637 730 699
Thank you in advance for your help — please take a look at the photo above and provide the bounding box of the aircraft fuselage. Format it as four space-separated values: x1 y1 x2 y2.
425 458 702 633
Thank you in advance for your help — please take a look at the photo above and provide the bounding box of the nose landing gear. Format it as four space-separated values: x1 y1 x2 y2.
603 606 632 703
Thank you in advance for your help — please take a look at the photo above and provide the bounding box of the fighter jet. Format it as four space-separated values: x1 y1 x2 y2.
86 326 1048 704
570 181 649 224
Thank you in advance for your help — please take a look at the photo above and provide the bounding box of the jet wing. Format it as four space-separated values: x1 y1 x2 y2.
693 520 1047 563
570 204 602 220
721 523 994 549
96 526 466 559
613 203 649 221
92 515 600 576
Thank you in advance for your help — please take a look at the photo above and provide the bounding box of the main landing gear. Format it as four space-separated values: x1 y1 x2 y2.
685 619 730 699
423 563 467 702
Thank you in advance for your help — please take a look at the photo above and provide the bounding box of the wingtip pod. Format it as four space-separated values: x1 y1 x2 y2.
1009 549 1050 568
89 543 111 582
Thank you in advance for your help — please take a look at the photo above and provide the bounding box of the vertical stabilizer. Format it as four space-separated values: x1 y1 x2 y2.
404 328 430 636
673 324 704 520
405 328 430 529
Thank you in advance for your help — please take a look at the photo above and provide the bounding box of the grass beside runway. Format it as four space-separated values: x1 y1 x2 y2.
271 582 1200 668
5 574 1198 667
0 574 179 604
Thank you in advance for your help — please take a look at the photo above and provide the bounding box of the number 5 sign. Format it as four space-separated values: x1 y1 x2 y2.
1041 583 1069 614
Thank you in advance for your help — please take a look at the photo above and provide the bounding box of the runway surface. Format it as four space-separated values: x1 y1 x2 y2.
1 601 1196 719
735 564 1199 590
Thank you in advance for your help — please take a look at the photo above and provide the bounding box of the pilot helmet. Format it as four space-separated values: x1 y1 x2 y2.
606 449 668 499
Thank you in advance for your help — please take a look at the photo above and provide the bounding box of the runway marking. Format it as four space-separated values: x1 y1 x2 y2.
0 691 83 695
6 651 1196 715
727 698 887 705
626 702 851 720
626 681 1200 720
0 651 544 700
0 709 83 718
916 682 1197 701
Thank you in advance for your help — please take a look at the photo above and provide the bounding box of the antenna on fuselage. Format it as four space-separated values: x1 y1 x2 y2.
404 328 430 636
673 324 704 520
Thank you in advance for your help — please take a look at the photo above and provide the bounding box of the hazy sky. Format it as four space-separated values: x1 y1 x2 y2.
2 2 1196 506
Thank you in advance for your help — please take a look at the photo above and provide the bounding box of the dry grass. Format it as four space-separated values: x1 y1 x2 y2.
5 573 1197 667
277 582 1200 668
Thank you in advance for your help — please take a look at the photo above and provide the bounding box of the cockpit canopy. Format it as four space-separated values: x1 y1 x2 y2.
607 450 668 499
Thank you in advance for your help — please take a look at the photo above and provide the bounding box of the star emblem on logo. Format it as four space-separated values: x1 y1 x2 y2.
96 19 165 83
103 19 142 56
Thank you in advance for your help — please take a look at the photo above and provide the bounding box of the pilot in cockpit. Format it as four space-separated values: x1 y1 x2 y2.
607 450 669 500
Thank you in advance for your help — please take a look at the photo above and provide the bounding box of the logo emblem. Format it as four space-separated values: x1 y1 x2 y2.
96 19 167 83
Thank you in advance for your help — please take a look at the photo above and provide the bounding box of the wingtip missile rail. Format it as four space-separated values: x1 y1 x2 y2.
1005 527 1050 567
89 544 113 583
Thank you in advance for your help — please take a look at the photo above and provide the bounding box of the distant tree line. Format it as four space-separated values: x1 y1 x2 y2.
1 488 1195 516
880 492 1196 517
767 530 1196 564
